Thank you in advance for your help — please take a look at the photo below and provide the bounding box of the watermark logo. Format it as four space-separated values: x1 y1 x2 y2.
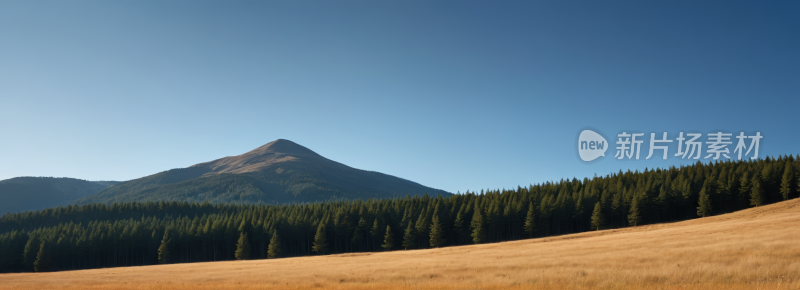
578 130 608 162
576 129 763 163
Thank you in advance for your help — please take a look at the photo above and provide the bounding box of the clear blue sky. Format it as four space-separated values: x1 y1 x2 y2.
1 1 798 194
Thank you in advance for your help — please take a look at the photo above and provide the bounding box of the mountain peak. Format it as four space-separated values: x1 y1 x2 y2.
250 139 320 157
189 139 325 176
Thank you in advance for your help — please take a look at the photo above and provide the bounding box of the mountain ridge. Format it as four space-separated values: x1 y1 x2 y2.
78 139 450 204
0 177 120 214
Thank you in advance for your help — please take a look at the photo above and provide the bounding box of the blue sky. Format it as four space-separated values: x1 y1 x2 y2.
1 1 798 194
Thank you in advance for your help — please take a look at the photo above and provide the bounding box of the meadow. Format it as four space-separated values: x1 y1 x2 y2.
1 198 798 290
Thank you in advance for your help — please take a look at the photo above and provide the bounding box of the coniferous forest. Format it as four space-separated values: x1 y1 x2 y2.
1 156 798 273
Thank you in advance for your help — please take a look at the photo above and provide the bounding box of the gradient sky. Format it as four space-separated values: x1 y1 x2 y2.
1 1 798 194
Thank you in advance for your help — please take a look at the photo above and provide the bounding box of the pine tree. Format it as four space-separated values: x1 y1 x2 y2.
523 202 536 237
470 206 485 244
657 184 670 218
780 163 795 200
715 175 730 214
628 195 641 226
798 175 800 200
268 230 281 259
697 187 713 217
33 242 51 272
370 218 383 242
590 201 605 230
452 211 465 243
157 229 171 264
312 224 328 255
429 213 445 248
751 176 765 207
574 196 585 223
414 208 430 247
234 232 251 260
382 225 394 251
238 218 250 234
21 236 39 272
739 172 752 207
352 217 366 250
402 222 416 249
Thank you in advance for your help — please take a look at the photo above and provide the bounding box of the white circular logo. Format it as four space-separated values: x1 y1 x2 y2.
578 130 608 162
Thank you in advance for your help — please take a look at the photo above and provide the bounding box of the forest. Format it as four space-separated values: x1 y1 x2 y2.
1 156 798 273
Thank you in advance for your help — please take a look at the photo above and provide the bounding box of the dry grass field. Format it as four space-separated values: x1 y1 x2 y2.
2 199 799 290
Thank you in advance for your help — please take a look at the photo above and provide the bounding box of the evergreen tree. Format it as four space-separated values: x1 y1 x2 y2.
268 231 281 259
657 184 670 218
751 176 765 207
715 176 731 213
381 225 394 251
697 187 713 217
574 196 586 225
628 195 641 226
234 232 251 260
238 218 251 234
452 211 465 243
470 206 485 244
352 217 366 250
523 202 536 237
33 242 51 272
21 236 39 272
414 208 430 247
402 222 416 249
798 175 800 200
761 163 778 202
780 163 795 200
157 229 171 264
590 201 605 230
370 218 383 246
312 224 328 255
429 213 445 248
739 172 752 207
611 192 622 227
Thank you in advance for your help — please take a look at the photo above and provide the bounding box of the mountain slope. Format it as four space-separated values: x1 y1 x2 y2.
0 177 119 214
79 139 450 204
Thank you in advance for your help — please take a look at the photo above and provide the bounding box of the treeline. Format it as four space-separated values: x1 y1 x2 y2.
1 156 798 273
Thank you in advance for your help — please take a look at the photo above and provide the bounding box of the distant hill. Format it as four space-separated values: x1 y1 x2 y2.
78 139 450 204
0 177 120 214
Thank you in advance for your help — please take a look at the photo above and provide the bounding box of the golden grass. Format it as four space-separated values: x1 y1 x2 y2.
2 199 800 290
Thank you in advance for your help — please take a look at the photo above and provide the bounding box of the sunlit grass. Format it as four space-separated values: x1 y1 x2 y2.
2 198 799 290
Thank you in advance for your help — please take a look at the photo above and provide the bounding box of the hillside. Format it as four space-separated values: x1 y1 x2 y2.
0 177 119 214
78 139 450 204
2 195 798 290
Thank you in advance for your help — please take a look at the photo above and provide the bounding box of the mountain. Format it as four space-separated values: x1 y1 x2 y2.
0 177 120 214
78 139 450 204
